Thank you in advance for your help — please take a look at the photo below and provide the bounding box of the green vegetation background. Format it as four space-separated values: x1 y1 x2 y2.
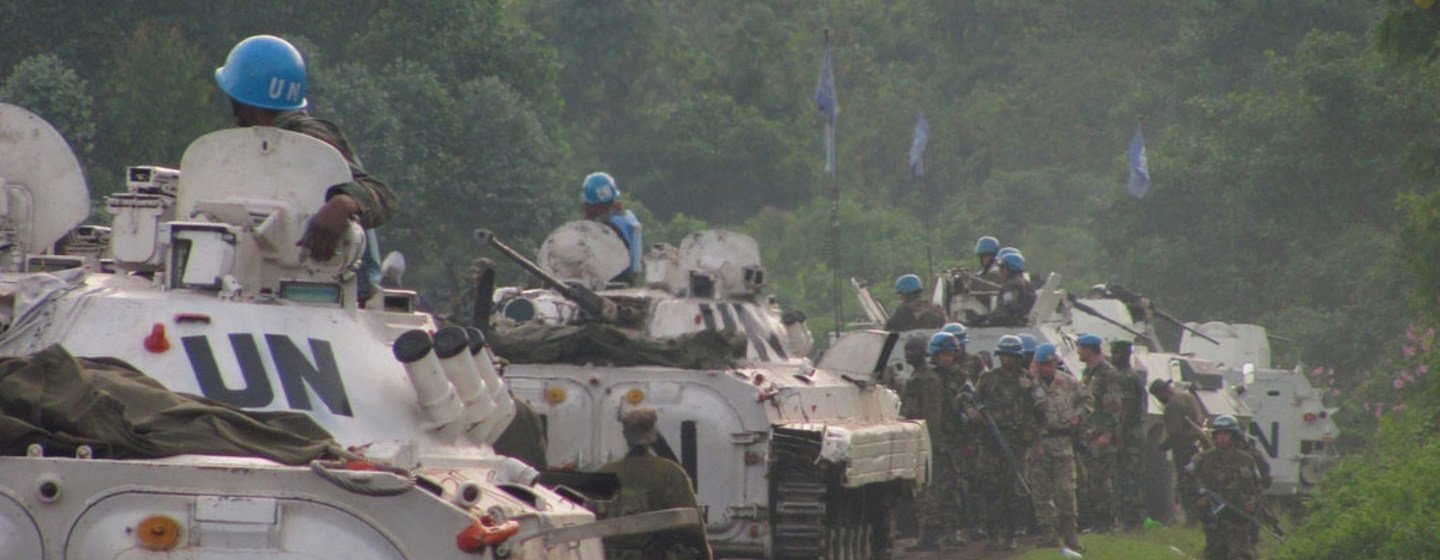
5 1 1440 556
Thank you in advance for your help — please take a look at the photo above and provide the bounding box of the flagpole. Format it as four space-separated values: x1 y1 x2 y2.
922 172 934 279
823 29 844 342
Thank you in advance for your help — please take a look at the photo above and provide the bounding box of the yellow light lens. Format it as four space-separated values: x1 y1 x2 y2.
545 386 567 405
624 388 646 405
137 515 181 550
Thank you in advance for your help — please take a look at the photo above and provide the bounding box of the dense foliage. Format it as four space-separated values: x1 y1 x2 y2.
0 0 1430 404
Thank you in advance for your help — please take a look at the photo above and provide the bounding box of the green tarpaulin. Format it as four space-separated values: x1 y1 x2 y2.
0 345 336 465
491 322 746 369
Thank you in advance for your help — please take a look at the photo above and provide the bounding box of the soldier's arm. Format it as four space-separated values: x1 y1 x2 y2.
1160 406 1182 450
285 116 398 229
327 170 397 229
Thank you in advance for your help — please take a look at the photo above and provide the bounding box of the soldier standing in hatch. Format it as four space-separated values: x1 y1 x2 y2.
1110 340 1148 529
1151 378 1207 524
1077 334 1122 532
1192 415 1262 560
581 172 644 284
964 335 1044 551
982 253 1035 327
215 35 397 304
886 274 947 331
1028 343 1090 551
902 332 964 551
597 408 711 560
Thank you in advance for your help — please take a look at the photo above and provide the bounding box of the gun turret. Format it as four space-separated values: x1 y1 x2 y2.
473 229 618 322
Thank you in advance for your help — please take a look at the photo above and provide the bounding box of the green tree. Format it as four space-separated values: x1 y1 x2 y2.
0 53 95 156
98 24 224 187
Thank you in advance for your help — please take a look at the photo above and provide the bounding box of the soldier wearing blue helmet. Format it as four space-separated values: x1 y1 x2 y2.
901 332 965 550
1076 334 1123 533
1192 415 1263 560
965 334 1045 551
581 172 644 282
885 274 947 331
980 252 1036 327
215 35 397 303
1028 342 1091 551
939 322 987 542
1018 333 1038 368
974 236 1001 276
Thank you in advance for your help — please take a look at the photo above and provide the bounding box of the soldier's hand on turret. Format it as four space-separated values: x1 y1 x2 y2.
1095 432 1111 447
300 194 361 261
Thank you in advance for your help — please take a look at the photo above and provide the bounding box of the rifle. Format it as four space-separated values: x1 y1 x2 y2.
957 385 1033 497
1197 485 1286 541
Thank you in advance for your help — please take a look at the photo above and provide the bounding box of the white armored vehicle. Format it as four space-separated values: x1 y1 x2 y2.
478 224 930 559
0 103 686 559
1181 321 1341 496
858 268 1255 520
927 270 1343 499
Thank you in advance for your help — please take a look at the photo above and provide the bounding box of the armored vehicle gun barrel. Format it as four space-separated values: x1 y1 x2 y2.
1066 293 1155 345
1105 284 1219 345
473 228 618 322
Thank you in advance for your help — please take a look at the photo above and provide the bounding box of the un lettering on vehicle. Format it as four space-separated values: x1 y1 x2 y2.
182 333 353 416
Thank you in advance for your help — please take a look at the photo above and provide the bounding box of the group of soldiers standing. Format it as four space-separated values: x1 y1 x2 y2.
899 321 1146 552
886 235 1269 557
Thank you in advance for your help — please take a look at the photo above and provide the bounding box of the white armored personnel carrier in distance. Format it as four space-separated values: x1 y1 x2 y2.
857 268 1256 521
0 103 687 559
926 269 1343 498
478 223 931 559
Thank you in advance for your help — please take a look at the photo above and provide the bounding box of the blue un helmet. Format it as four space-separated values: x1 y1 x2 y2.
582 172 619 205
215 35 308 111
997 247 1019 259
927 332 960 357
941 322 969 345
1000 252 1025 272
1019 333 1038 356
894 274 924 295
996 335 1024 356
1210 414 1241 435
974 236 1000 256
1076 334 1103 350
1033 343 1058 364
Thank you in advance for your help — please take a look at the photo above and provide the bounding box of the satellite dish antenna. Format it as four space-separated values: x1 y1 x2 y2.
0 103 91 253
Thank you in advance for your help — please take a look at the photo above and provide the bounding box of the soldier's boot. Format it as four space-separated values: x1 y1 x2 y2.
1061 518 1084 552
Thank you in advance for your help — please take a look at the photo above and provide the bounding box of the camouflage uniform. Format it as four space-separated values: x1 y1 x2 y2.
971 361 1044 547
885 296 948 332
902 360 959 546
1160 391 1206 524
274 111 397 228
1113 360 1148 528
938 352 986 538
598 409 712 560
1193 445 1262 560
493 395 548 470
1081 359 1124 531
1029 370 1091 547
987 275 1036 327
